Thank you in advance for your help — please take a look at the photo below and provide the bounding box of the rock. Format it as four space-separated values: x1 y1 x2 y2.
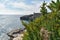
7 28 26 40
13 34 24 40
20 13 41 21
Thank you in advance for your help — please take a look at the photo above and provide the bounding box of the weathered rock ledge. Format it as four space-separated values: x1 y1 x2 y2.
7 28 26 40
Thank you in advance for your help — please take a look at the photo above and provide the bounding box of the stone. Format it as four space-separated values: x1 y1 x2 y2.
7 28 26 40
20 13 41 21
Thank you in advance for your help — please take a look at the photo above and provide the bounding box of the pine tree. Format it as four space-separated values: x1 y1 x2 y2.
40 1 47 16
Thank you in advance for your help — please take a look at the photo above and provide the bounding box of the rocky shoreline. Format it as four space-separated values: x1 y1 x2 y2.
7 28 26 40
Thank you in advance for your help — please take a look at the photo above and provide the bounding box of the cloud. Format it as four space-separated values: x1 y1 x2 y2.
0 0 34 15
10 1 43 14
0 0 51 15
10 2 34 11
0 3 5 9
0 7 33 15
53 0 56 2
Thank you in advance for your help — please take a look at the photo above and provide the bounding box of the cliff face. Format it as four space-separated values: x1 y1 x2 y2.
20 13 41 21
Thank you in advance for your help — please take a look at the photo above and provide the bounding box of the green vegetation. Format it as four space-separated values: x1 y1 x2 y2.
22 0 60 40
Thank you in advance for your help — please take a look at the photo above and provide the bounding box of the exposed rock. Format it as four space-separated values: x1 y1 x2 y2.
7 28 26 40
13 34 24 40
20 13 41 21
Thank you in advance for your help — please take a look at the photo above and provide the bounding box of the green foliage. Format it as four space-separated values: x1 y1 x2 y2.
47 0 60 12
22 0 60 40
40 1 47 16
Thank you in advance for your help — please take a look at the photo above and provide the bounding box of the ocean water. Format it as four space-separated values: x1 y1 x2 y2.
0 15 24 40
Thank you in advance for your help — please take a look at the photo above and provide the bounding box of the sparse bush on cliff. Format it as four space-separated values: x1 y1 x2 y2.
22 0 60 40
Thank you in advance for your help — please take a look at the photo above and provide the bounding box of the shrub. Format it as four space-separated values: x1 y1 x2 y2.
22 0 60 40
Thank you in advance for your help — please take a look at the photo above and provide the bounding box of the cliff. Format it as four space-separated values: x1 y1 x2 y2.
20 13 41 21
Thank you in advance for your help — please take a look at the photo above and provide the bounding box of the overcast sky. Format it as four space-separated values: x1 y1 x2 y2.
0 0 56 15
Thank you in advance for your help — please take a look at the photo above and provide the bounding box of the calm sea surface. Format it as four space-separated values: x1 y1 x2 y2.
0 15 24 40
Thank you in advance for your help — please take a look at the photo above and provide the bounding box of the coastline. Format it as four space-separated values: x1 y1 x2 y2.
7 28 26 40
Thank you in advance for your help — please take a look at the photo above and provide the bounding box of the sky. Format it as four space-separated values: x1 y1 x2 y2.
0 0 56 15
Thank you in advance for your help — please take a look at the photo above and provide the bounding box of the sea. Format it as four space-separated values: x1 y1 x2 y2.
0 15 24 40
